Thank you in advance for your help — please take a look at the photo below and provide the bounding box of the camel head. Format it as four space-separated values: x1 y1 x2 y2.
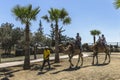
58 43 71 54
58 44 66 53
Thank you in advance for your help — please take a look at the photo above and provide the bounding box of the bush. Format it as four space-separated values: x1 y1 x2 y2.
15 49 24 56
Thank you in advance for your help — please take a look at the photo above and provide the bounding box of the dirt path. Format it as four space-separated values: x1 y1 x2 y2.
0 53 120 80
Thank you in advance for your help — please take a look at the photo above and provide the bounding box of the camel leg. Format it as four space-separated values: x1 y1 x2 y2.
95 51 98 65
92 52 98 65
68 53 74 68
92 54 95 65
76 52 83 67
76 53 80 67
96 54 98 65
80 49 83 66
80 53 83 66
103 50 111 64
103 52 107 64
108 51 111 63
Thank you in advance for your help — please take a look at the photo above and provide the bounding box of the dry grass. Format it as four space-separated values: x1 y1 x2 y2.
0 53 120 80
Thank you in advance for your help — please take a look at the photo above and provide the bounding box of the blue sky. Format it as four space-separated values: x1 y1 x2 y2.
0 0 120 43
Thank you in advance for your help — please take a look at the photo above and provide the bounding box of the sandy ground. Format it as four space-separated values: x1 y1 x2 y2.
0 53 120 80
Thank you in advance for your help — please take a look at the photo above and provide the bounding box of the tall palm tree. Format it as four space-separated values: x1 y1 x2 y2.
114 0 120 46
114 0 120 9
42 8 71 62
90 30 101 44
12 4 40 69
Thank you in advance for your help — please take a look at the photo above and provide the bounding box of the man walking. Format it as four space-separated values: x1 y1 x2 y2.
40 46 51 71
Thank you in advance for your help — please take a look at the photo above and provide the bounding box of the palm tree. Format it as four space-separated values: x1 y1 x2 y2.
114 0 120 9
42 8 71 62
90 30 101 44
12 4 40 69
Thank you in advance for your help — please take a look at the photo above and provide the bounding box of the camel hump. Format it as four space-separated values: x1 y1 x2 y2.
93 42 109 52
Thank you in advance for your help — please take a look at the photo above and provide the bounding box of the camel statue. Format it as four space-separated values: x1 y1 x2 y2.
59 42 83 68
83 42 111 65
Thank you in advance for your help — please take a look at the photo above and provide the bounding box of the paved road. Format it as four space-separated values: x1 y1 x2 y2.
0 53 91 68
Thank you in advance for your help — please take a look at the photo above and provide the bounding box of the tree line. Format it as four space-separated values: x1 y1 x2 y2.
0 22 73 53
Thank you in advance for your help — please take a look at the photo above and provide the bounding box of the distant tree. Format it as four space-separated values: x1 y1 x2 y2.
62 35 75 42
33 20 44 44
49 24 65 45
12 27 24 46
0 23 14 54
90 30 101 44
0 23 25 54
12 4 40 69
33 20 44 59
58 26 65 44
49 23 55 46
42 8 71 62
38 20 44 35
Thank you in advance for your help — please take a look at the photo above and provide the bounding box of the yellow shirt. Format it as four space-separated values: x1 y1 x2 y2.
43 49 50 60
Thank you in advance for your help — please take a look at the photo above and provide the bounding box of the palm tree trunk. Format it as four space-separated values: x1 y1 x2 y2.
55 23 60 63
58 32 61 44
23 24 30 69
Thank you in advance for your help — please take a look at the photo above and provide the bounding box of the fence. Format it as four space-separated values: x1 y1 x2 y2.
84 42 120 52
107 42 120 47
87 42 120 47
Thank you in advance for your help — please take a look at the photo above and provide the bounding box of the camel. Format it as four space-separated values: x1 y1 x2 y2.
59 42 83 68
83 42 111 65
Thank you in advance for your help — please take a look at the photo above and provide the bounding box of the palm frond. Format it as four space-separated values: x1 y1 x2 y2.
12 4 40 25
42 15 50 22
63 17 71 25
90 30 101 36
60 8 68 19
114 0 120 9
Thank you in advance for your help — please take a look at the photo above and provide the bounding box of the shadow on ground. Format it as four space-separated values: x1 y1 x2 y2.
51 66 81 74
82 63 109 68
0 68 21 80
37 67 55 75
50 62 110 74
95 63 109 66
